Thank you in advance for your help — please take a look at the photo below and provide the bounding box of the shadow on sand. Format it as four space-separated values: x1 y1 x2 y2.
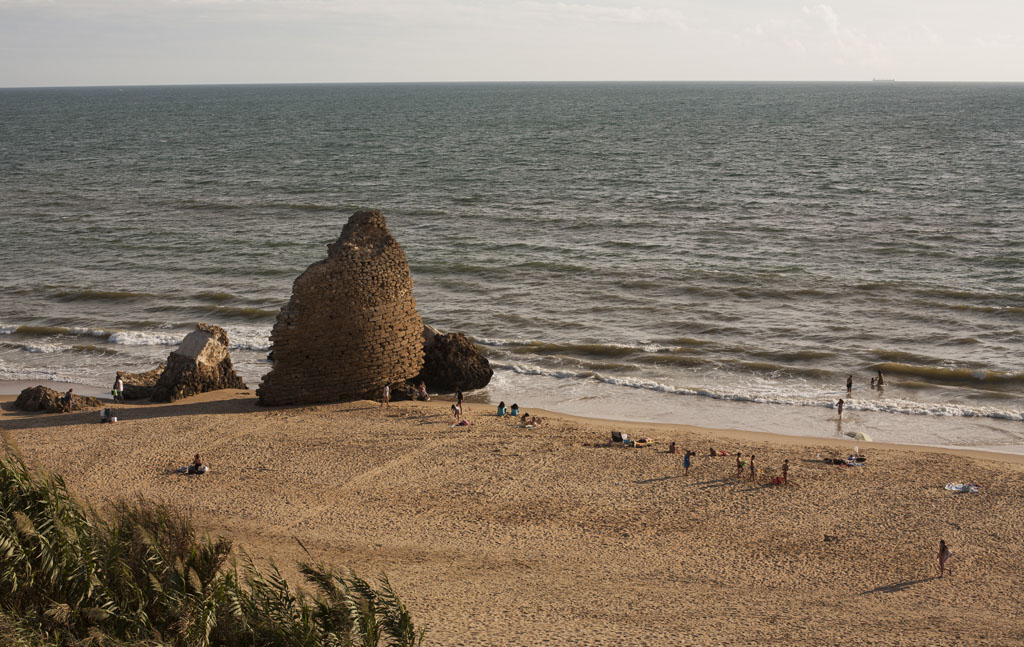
861 576 937 595
1 394 381 433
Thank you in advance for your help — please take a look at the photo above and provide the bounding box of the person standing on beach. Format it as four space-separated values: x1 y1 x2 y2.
939 539 952 577
837 398 845 417
782 459 789 485
846 375 853 394
114 376 124 402
749 454 756 481
381 383 390 409
736 452 743 478
683 450 692 476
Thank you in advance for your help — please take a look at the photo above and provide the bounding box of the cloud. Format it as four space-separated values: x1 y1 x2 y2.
801 4 885 66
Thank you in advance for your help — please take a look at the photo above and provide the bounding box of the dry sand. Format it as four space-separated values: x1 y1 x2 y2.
2 391 1023 646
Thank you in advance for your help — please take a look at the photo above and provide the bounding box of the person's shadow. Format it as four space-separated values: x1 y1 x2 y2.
861 576 937 594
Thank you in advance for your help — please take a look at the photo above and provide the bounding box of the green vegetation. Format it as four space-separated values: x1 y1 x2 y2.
0 453 425 647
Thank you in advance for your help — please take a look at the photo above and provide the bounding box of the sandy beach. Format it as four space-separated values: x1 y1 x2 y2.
2 390 1023 646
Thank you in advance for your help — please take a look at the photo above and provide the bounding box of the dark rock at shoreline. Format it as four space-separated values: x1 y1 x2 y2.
116 364 165 400
14 385 104 413
150 324 246 402
416 331 493 392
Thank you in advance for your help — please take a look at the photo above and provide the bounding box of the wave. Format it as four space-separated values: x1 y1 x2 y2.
52 288 155 302
1 322 270 352
875 362 1024 388
145 304 278 321
0 324 112 338
490 362 1024 422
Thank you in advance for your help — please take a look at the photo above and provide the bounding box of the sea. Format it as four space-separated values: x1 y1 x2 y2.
1 82 1022 452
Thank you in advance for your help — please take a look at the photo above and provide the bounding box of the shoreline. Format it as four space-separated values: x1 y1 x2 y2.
4 383 1024 466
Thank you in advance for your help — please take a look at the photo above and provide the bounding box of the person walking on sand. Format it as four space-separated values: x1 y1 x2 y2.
749 454 756 481
782 459 789 485
846 374 853 394
939 539 952 577
381 383 390 409
61 388 74 412
837 398 845 417
736 452 743 478
683 450 692 476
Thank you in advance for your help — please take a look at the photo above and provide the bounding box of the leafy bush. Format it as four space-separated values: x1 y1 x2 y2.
0 453 425 647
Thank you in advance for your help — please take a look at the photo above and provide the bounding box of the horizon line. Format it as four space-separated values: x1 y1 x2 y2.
4 79 1024 91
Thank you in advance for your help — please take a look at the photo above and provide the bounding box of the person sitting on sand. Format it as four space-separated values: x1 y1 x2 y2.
669 441 677 454
709 447 716 458
531 416 543 427
186 453 207 475
521 412 530 424
418 381 429 401
100 407 112 423
497 401 506 417
509 403 519 417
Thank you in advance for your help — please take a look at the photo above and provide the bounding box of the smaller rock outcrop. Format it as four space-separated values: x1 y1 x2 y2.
116 364 165 400
416 331 493 392
14 386 104 413
150 324 246 402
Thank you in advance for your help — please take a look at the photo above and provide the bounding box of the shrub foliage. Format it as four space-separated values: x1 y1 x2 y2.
0 453 425 647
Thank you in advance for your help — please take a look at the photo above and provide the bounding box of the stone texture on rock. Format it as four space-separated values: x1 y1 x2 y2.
416 331 493 392
14 385 104 413
150 324 246 402
116 364 165 400
258 210 425 406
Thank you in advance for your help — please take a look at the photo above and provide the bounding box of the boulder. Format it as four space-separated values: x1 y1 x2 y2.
258 210 424 406
116 364 165 400
14 385 104 413
416 331 493 392
150 324 246 402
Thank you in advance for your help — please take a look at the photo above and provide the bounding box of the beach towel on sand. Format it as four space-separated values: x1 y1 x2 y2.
945 483 979 493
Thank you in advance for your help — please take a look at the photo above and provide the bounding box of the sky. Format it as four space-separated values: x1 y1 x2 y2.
1 0 1022 87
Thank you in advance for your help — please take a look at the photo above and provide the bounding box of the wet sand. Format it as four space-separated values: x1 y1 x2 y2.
2 391 1023 646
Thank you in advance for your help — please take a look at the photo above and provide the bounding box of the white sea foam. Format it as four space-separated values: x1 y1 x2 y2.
108 330 185 347
491 362 1024 422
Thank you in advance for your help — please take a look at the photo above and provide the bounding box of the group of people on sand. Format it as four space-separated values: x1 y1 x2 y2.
496 401 543 426
670 444 789 485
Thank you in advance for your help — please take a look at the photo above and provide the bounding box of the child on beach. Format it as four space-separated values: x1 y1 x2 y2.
683 451 692 476
417 381 429 401
451 403 461 422
497 401 506 417
509 403 519 417
381 384 390 408
736 452 744 478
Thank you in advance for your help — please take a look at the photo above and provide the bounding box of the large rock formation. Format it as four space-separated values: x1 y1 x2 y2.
14 386 104 413
258 210 424 406
416 330 493 392
116 364 165 400
150 324 246 402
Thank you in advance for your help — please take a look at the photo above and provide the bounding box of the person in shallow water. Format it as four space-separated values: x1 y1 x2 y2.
846 375 853 393
837 398 845 417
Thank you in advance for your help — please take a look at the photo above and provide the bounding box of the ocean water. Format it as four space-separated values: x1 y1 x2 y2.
1 82 1022 451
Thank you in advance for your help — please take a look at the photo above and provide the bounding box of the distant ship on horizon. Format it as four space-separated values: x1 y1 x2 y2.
872 78 896 82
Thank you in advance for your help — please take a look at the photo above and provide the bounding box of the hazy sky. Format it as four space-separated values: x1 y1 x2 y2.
1 0 1021 87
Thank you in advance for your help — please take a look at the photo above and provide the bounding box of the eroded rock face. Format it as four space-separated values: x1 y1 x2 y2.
116 364 165 400
416 331 493 392
150 324 246 402
14 386 104 413
257 210 425 406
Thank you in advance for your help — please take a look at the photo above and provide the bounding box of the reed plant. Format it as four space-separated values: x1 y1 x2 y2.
0 453 425 647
